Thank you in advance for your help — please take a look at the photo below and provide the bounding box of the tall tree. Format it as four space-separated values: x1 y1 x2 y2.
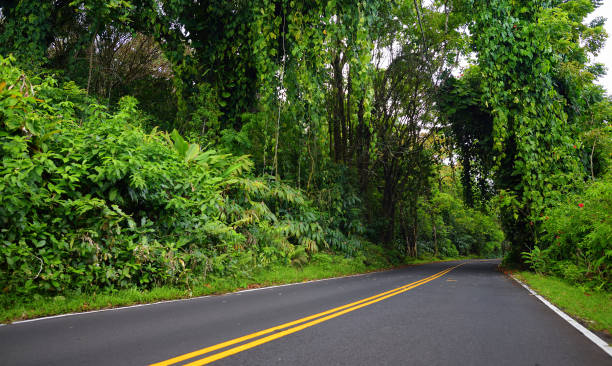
364 0 467 252
469 0 606 263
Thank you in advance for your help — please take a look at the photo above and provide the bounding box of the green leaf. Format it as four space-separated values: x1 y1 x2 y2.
170 129 188 157
184 143 200 163
109 188 118 202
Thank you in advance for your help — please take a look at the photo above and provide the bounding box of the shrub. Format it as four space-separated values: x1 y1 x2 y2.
417 192 504 258
530 173 612 290
0 57 370 298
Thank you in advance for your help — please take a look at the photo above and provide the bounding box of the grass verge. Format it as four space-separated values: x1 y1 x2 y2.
514 271 612 336
0 253 472 324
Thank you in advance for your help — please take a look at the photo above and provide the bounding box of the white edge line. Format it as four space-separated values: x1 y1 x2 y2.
7 260 475 326
510 274 612 357
7 270 380 325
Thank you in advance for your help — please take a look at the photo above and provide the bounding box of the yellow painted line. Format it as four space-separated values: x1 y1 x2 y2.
183 265 460 366
152 265 459 366
150 264 461 366
151 264 461 366
151 265 455 366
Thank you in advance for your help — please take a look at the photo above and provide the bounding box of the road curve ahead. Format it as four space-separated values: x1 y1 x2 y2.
1 260 610 366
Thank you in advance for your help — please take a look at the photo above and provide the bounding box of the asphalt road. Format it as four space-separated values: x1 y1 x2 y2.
1 260 610 366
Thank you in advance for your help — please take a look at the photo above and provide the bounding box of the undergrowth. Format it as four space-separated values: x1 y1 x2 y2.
0 57 365 299
516 271 612 335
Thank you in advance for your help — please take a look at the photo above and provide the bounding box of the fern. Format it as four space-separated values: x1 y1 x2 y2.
290 246 309 267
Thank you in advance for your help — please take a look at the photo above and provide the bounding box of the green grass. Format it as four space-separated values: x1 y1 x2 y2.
0 253 376 323
515 271 612 335
403 254 481 265
0 253 475 324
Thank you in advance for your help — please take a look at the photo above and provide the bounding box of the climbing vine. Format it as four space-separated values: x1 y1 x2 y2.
469 0 592 261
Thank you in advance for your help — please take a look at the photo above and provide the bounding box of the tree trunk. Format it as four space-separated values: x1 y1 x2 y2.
274 4 286 179
298 155 301 190
406 198 418 257
332 55 345 162
308 129 315 191
345 68 352 162
381 176 397 244
461 155 474 207
86 34 96 96
432 211 438 257
413 213 418 257
357 101 369 181
590 138 596 181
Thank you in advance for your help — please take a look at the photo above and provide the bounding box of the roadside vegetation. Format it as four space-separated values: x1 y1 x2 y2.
1 247 475 323
0 0 610 324
0 251 386 322
515 271 612 335
0 56 497 321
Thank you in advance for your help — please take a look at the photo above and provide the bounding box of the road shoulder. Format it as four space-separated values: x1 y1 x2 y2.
509 272 612 356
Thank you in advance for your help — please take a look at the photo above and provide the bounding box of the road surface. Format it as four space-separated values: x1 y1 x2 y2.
1 260 609 365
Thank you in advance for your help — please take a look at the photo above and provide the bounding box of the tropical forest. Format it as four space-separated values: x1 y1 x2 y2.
0 0 610 327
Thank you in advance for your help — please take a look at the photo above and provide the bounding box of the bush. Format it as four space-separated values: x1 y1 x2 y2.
0 58 365 298
525 173 612 290
439 239 459 258
417 192 504 258
0 58 248 294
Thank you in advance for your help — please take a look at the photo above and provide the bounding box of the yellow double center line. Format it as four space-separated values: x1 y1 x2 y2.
151 264 462 366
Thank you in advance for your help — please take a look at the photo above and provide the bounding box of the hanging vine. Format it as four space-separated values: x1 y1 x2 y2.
469 0 586 261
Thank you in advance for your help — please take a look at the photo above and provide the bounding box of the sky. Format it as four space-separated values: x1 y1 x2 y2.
591 2 612 95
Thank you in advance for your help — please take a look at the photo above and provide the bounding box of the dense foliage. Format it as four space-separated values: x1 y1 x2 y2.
0 57 364 295
1 0 610 298
523 145 612 290
440 0 610 287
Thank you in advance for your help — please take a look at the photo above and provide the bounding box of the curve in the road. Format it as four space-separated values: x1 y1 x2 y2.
151 263 463 366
